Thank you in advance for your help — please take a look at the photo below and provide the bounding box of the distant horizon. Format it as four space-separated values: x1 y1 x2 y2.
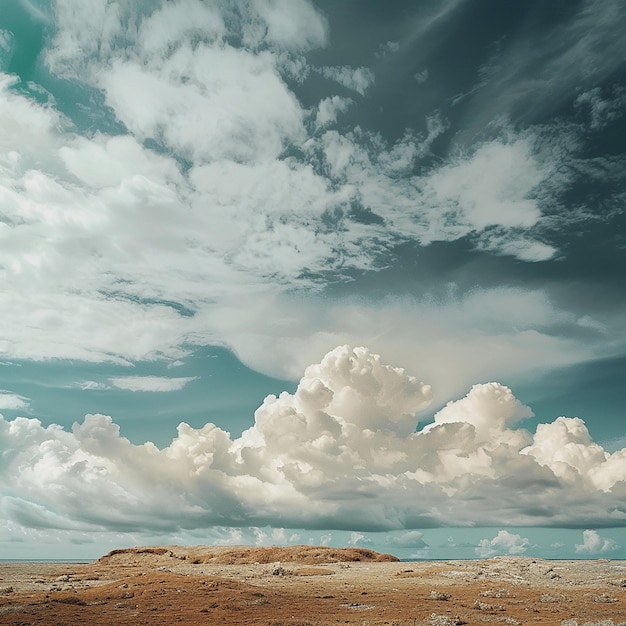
2 524 625 562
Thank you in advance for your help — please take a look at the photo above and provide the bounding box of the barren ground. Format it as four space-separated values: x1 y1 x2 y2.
1 546 625 625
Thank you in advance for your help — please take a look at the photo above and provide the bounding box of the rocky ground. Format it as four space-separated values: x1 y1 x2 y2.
1 546 626 625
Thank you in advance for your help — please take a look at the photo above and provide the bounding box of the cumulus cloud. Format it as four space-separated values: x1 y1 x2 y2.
575 529 620 554
476 530 530 558
2 346 626 538
425 381 533 445
109 376 198 393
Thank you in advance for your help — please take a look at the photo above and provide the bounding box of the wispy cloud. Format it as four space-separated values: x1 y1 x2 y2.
454 0 626 132
0 391 29 411
109 376 197 393
78 381 110 391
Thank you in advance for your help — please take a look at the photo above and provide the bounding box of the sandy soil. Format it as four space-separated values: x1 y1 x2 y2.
1 546 626 625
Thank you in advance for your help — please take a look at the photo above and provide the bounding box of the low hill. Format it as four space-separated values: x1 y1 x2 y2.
98 544 399 565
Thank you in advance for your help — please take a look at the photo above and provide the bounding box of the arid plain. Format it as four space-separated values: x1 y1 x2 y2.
1 546 625 626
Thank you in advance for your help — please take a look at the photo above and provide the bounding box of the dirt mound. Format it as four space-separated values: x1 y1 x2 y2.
98 544 399 565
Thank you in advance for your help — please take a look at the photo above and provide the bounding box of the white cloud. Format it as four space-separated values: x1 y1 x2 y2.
217 528 244 546
348 531 371 546
59 133 182 189
305 124 570 264
414 69 429 84
425 381 533 445
2 346 626 538
476 530 530 558
137 0 226 55
319 66 375 96
423 137 546 231
315 95 353 128
0 391 29 411
109 376 197 393
208 287 605 407
100 47 306 165
521 417 609 487
78 381 110 391
575 529 619 554
474 233 557 263
389 530 427 548
247 0 327 52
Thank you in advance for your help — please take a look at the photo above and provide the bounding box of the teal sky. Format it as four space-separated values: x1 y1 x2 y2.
1 0 626 560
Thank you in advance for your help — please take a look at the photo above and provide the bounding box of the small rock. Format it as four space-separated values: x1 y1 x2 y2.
594 593 618 603
480 589 512 598
428 613 466 626
541 594 562 603
473 600 504 611
339 602 373 610
430 590 451 601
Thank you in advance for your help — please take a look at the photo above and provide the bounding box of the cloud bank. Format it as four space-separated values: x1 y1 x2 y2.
2 346 626 536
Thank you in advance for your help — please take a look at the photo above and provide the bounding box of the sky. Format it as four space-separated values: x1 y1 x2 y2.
1 0 626 561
